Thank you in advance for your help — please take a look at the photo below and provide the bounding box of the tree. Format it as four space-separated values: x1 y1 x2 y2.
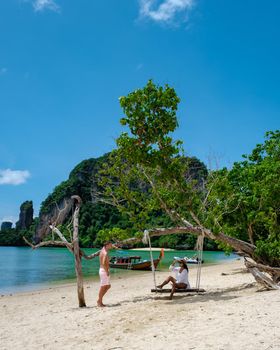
96 80 280 289
206 130 280 267
24 196 102 307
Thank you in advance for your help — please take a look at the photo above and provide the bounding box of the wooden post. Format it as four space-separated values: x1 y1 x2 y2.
72 196 86 307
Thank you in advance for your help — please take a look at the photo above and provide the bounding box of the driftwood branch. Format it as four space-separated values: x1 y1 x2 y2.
80 249 101 260
244 259 280 286
245 259 280 275
54 198 71 226
25 195 103 307
48 225 74 253
116 225 255 257
35 197 74 242
245 266 280 290
116 225 276 291
71 195 86 307
49 225 69 243
23 236 73 250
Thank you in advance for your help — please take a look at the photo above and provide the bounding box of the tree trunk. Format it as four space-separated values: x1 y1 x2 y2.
245 265 280 290
215 232 256 257
117 225 279 290
72 196 86 307
247 223 255 245
120 225 257 259
25 195 89 307
244 259 280 288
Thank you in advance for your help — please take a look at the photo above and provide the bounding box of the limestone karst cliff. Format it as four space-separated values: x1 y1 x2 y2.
16 201 34 230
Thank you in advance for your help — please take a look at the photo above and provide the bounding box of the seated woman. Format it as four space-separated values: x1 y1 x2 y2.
157 258 190 299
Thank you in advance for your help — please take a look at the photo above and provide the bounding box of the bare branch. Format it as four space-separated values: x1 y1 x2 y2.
189 210 203 227
95 192 130 209
71 195 86 307
35 197 73 240
140 166 183 224
247 223 255 245
54 198 73 227
92 188 134 218
113 224 255 261
203 180 215 207
80 249 101 260
23 236 73 250
50 225 69 244
214 217 223 230
80 244 119 260
95 196 116 206
245 259 280 290
171 211 193 227
119 225 205 247
244 259 280 277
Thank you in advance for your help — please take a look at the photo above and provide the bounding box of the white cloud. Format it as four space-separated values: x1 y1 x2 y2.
139 0 195 23
0 169 31 185
33 0 60 12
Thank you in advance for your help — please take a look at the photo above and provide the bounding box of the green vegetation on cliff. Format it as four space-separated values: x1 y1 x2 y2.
0 218 37 246
38 151 212 249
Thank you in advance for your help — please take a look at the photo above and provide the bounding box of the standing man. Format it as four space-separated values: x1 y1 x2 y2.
97 241 113 307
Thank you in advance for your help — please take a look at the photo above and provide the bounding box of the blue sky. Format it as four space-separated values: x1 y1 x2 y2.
0 0 279 225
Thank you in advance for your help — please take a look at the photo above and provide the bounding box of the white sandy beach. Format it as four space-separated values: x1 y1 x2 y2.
1 259 279 350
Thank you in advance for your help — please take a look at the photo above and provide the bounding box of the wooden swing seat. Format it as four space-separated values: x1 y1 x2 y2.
151 288 206 294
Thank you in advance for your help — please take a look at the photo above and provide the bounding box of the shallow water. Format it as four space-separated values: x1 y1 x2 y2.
0 246 235 294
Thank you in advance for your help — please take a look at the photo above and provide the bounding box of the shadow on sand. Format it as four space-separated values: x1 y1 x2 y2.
155 282 257 304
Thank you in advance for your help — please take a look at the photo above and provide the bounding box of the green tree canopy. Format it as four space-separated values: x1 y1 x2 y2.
98 80 280 282
98 80 208 233
206 130 280 265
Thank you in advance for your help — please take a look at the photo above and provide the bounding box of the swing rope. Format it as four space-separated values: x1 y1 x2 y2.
143 229 205 292
143 230 157 289
195 233 204 290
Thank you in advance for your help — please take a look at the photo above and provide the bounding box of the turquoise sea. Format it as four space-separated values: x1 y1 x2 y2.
0 247 236 294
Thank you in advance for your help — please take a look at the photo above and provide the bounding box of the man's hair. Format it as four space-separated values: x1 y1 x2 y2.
103 241 113 247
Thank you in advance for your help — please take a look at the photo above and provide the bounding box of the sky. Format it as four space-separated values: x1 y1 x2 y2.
0 0 279 225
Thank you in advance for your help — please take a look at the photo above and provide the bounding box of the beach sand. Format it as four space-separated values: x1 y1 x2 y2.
1 259 279 350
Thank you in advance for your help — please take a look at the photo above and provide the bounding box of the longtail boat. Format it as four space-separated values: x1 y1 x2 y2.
109 250 163 271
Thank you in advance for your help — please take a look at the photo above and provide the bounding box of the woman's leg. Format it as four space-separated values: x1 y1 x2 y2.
157 276 176 289
169 283 188 300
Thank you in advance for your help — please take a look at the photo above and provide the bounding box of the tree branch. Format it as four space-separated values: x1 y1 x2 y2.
140 166 185 224
244 259 280 279
49 225 70 244
245 260 280 290
79 249 101 260
23 236 73 250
